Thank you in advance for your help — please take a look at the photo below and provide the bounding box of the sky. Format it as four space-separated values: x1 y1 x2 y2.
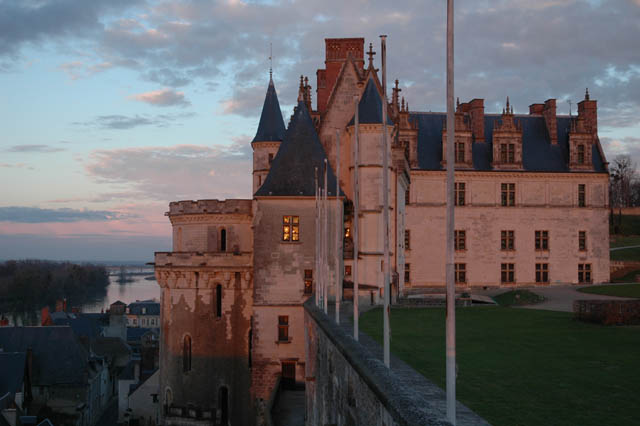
0 0 639 262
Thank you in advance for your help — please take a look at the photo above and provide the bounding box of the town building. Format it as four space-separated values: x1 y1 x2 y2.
126 300 161 329
154 37 610 425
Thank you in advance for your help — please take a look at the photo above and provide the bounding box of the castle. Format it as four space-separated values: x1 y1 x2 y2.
154 37 610 425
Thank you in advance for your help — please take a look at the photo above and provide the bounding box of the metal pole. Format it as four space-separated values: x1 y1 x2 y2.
445 0 457 424
336 130 342 324
353 95 360 341
380 35 391 369
324 159 329 314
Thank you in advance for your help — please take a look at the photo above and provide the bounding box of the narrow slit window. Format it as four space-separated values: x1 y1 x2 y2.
183 335 192 372
220 228 227 252
216 284 222 318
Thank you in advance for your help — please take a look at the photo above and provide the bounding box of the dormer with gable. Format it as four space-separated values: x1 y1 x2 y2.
491 97 523 170
569 89 597 171
442 104 473 169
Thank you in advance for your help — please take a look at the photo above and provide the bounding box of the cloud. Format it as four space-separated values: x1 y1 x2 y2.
74 112 195 130
0 207 138 223
600 136 640 166
85 142 252 202
7 144 64 153
0 162 34 170
130 88 190 107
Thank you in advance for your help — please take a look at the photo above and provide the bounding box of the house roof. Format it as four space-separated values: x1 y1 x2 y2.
252 77 286 143
0 352 26 397
126 327 157 342
255 101 342 197
90 336 131 360
348 77 394 126
127 300 160 316
51 313 104 339
0 327 88 386
409 112 607 172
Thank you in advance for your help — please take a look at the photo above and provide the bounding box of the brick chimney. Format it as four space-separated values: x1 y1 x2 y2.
577 88 597 136
469 99 485 142
543 99 558 144
529 104 544 114
316 38 365 113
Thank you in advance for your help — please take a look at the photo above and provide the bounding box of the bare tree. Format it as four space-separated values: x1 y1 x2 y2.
610 154 636 208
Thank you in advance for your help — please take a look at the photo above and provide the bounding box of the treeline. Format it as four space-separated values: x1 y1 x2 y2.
0 260 109 311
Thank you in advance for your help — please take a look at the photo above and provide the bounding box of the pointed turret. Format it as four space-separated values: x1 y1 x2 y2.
255 101 341 197
252 77 287 193
348 77 394 126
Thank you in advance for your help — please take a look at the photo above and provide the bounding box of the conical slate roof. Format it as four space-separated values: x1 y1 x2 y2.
348 77 394 126
252 78 286 143
255 101 342 197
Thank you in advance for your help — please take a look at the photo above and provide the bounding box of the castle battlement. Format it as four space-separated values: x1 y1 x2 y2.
155 251 252 268
168 199 252 216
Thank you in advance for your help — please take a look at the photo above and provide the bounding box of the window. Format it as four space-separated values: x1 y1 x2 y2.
500 143 515 163
405 230 411 250
535 231 549 251
454 230 466 251
405 188 410 205
220 228 227 252
577 144 585 164
258 175 262 186
344 265 352 276
501 230 515 251
455 263 466 283
455 142 465 162
282 216 300 241
578 184 586 207
501 183 515 206
278 316 289 342
578 264 592 283
344 227 351 238
579 231 587 251
455 182 465 206
404 263 410 283
536 263 549 283
304 270 313 294
268 153 274 165
501 263 515 284
216 284 222 318
183 335 192 372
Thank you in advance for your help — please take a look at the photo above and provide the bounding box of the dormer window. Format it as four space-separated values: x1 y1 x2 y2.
491 98 523 170
577 144 585 164
500 143 515 163
455 142 465 162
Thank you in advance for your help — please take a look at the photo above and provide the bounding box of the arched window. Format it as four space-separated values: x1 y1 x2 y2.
220 228 227 252
216 284 222 318
183 335 192 372
164 388 173 414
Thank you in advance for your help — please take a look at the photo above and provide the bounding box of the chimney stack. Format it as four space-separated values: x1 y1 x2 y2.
469 99 485 142
529 104 544 115
543 99 558 144
577 88 597 136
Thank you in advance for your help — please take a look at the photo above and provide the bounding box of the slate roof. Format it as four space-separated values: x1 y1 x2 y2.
90 336 131 360
127 300 160 316
255 101 343 197
252 77 286 143
409 112 607 172
0 352 26 397
51 313 105 339
126 327 157 342
0 327 88 386
348 77 394 126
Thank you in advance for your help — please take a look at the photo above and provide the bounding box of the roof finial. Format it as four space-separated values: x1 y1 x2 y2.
401 96 405 112
506 96 510 111
585 87 590 100
298 75 305 102
367 42 376 67
456 97 460 108
269 42 273 81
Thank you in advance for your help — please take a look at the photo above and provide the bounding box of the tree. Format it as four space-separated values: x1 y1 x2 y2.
610 154 636 208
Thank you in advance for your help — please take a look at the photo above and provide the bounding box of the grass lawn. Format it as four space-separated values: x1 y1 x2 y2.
360 307 640 426
578 283 640 298
610 235 640 248
610 246 640 261
610 214 640 235
493 289 544 306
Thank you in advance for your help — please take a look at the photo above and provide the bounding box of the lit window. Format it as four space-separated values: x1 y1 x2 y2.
455 182 465 206
404 263 410 283
345 265 352 276
578 184 586 207
535 231 549 251
455 263 466 284
501 263 515 284
577 144 585 164
455 142 465 162
405 230 411 250
501 230 515 251
536 263 549 283
579 231 587 251
278 316 289 342
344 227 351 238
454 230 466 251
501 183 515 206
282 216 300 241
304 270 313 295
578 264 592 283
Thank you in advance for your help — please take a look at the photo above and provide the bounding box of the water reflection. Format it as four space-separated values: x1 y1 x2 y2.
81 267 161 313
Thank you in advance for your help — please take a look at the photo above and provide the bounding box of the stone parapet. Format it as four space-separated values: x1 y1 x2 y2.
168 199 252 216
155 251 252 268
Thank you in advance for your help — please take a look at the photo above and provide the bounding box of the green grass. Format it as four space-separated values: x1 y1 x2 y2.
492 289 544 307
610 214 640 235
610 247 640 261
578 283 640 298
612 269 640 283
360 307 640 426
610 235 640 248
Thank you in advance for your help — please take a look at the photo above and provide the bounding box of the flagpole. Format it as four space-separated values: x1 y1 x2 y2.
353 95 360 341
335 130 342 324
380 34 391 369
445 0 457 423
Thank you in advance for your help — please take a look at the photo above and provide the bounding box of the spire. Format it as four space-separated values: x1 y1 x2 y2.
255 101 342 197
367 42 376 68
251 76 286 143
348 77 394 125
269 42 273 82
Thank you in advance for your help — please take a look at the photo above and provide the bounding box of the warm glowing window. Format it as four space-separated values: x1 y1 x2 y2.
454 230 466 251
536 263 549 283
282 216 299 241
455 263 466 283
578 264 592 283
345 265 352 276
304 270 313 295
501 263 515 283
501 183 515 206
278 316 289 342
455 182 465 206
535 231 549 251
501 230 515 251
344 227 351 238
